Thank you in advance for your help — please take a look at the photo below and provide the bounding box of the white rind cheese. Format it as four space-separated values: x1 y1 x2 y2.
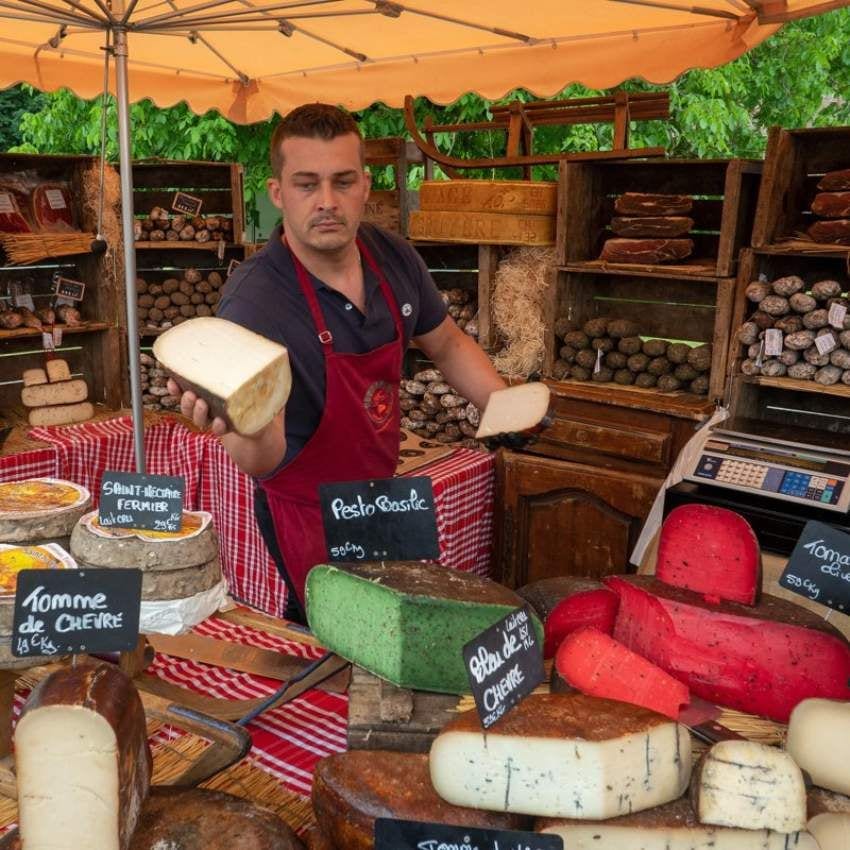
809 813 850 850
788 698 850 797
692 740 807 833
475 383 551 439
429 694 691 819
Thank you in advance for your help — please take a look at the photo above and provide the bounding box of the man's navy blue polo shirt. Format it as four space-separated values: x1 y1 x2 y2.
217 223 447 468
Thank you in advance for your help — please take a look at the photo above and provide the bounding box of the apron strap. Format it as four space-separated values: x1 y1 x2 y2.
357 236 405 338
285 238 334 350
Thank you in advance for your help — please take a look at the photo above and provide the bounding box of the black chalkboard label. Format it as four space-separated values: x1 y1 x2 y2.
319 476 439 562
375 819 563 850
52 275 86 301
463 605 544 730
12 568 142 657
780 520 850 613
171 191 203 216
99 471 184 532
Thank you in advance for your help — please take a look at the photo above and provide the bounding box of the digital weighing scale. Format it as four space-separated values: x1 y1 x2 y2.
683 418 850 513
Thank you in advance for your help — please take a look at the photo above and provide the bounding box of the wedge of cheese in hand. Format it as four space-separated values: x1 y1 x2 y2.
691 740 807 833
809 813 850 850
475 383 550 439
15 663 151 850
429 693 691 819
153 317 291 436
788 698 850 796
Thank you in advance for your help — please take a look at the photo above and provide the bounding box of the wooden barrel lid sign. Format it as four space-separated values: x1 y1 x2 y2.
98 471 185 534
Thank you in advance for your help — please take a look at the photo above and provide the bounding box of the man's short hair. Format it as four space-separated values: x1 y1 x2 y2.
270 103 363 175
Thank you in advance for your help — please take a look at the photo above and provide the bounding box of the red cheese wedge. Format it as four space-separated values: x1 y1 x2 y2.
606 575 850 722
656 504 761 605
556 626 689 719
544 586 619 658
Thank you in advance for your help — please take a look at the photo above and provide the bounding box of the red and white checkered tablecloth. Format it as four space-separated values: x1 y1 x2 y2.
0 447 58 483
12 416 494 617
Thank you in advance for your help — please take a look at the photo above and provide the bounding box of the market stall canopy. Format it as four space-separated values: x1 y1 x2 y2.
0 0 848 124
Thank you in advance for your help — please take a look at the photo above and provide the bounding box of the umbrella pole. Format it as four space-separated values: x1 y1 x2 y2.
113 27 146 473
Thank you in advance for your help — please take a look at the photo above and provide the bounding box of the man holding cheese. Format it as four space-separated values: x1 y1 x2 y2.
171 103 506 623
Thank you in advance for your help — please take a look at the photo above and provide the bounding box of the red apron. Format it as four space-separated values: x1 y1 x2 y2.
260 237 404 606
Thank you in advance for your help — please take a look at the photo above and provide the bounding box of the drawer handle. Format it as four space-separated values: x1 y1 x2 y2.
573 429 591 444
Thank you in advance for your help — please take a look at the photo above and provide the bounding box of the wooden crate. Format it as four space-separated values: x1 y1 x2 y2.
347 666 458 753
131 159 245 245
752 126 850 254
558 158 762 278
545 268 735 411
0 153 124 422
727 249 850 431
362 138 422 236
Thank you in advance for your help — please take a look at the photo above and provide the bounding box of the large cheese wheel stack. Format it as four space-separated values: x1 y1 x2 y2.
21 358 94 427
409 180 556 246
70 510 224 630
600 192 695 264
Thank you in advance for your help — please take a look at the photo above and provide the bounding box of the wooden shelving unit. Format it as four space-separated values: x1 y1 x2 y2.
0 321 112 341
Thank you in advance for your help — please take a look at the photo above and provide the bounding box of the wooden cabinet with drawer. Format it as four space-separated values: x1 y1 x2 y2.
495 451 663 588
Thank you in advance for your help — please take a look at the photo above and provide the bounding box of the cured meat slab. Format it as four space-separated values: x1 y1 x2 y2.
429 693 691 819
614 193 694 217
312 750 527 850
0 187 31 233
600 238 694 264
818 168 850 191
811 192 850 218
30 183 75 232
610 216 694 238
808 219 850 245
15 663 151 850
606 575 850 721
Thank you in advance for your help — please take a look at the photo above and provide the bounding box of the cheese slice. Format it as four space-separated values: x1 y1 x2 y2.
475 383 551 439
15 663 151 850
809 813 850 850
429 693 691 819
306 562 542 694
788 699 850 797
691 740 807 833
537 797 819 849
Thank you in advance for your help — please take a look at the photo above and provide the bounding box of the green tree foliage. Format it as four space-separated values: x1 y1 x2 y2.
0 85 45 150
6 9 850 215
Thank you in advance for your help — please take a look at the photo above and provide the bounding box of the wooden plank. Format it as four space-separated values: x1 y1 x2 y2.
230 163 246 245
409 210 555 246
217 606 322 648
0 321 112 341
135 241 234 252
362 189 401 233
743 375 850 399
148 631 313 681
0 671 16 760
131 161 235 189
419 180 557 215
133 189 235 216
563 258 722 280
709 276 736 403
477 244 499 350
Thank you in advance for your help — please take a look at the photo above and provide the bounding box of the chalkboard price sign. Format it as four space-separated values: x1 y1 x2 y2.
780 520 850 614
463 605 544 730
12 568 142 657
375 818 563 850
171 191 204 217
319 476 439 562
99 471 184 533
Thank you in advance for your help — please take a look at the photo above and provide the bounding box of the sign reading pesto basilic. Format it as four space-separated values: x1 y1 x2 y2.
12 568 142 657
374 818 563 850
99 471 184 532
780 520 850 614
319 476 439 562
463 605 544 730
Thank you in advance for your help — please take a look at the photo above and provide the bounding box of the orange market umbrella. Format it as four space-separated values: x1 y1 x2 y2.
0 0 847 468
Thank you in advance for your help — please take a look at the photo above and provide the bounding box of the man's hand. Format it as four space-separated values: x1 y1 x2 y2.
167 379 230 436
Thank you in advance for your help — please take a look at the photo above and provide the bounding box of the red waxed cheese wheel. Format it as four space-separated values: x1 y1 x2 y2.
656 504 762 606
543 586 619 658
556 626 690 720
605 575 850 722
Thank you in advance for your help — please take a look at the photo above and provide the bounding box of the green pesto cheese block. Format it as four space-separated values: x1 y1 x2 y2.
306 562 544 695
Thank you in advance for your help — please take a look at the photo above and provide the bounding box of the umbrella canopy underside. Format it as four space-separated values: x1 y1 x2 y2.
0 1 846 123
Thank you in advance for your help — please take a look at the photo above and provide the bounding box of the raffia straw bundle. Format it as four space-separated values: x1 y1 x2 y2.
0 232 95 264
490 247 555 377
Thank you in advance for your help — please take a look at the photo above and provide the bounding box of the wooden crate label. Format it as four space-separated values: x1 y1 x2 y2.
419 180 557 215
409 210 555 245
362 190 401 233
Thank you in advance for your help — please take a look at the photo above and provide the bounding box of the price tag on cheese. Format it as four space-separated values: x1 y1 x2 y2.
780 521 850 615
375 819 563 850
11 287 35 312
99 470 184 533
41 332 55 351
815 333 838 356
12 566 142 656
463 605 545 729
764 329 783 357
226 259 241 278
0 192 14 214
829 302 848 329
755 339 766 368
45 188 67 210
